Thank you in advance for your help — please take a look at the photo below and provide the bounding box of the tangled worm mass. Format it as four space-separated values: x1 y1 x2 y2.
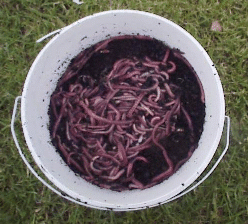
49 35 205 191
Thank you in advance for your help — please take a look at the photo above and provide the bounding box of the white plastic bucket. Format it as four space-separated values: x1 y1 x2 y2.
18 10 225 211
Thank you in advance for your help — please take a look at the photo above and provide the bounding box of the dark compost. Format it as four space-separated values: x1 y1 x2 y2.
49 35 205 191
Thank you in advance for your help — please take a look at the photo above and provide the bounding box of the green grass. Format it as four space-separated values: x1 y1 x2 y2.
1 0 248 223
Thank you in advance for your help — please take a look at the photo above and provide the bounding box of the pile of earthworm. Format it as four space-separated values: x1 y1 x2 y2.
50 35 205 191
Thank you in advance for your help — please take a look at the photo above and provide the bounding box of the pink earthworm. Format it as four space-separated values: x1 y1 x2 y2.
50 96 59 119
151 102 181 178
81 156 94 178
129 178 145 189
96 140 107 153
69 157 86 174
120 70 142 80
166 61 176 73
140 73 166 82
90 156 103 175
79 100 133 125
69 83 83 93
57 138 86 174
87 124 115 134
164 83 176 98
174 150 193 172
126 150 139 158
143 100 162 110
132 124 146 135
181 105 194 132
127 92 146 118
101 169 125 181
116 140 128 166
97 153 122 166
52 98 67 138
128 135 153 151
58 70 77 87
109 166 120 177
139 103 154 116
92 156 113 167
159 70 170 80
162 48 170 63
150 116 161 126
56 135 68 157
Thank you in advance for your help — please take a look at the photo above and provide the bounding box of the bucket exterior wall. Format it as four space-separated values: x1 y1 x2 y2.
21 10 225 211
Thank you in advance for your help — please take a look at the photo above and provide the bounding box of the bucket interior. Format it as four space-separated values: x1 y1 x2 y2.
21 10 225 211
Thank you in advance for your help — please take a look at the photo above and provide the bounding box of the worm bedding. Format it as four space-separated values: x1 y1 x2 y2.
49 35 205 191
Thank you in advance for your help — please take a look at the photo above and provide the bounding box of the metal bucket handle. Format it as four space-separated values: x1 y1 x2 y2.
11 96 230 209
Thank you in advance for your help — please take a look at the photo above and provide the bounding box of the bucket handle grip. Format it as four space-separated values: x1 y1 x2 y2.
11 96 230 210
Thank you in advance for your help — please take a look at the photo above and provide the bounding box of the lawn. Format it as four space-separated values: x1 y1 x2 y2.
0 0 248 223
